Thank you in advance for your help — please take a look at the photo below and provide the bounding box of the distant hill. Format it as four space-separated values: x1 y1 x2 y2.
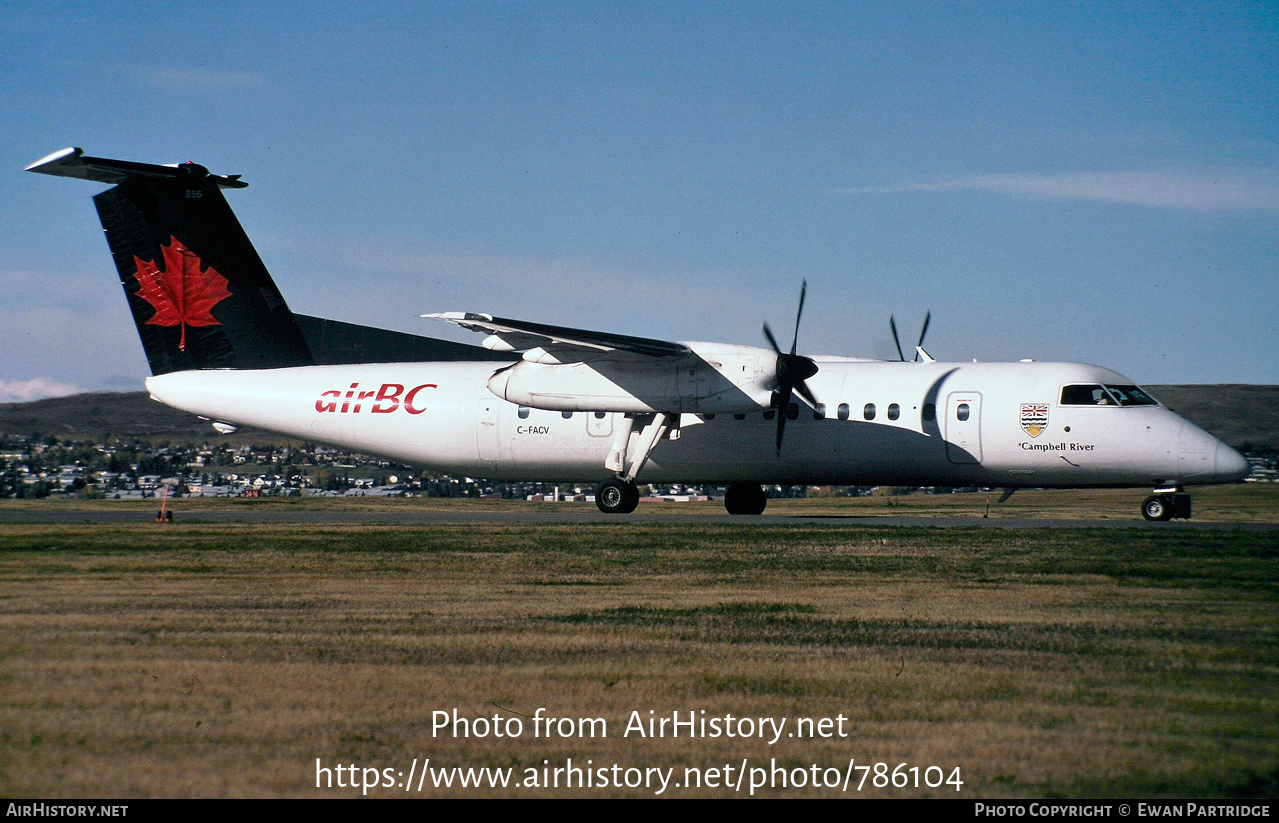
1 385 1276 448
0 391 277 444
1144 385 1279 450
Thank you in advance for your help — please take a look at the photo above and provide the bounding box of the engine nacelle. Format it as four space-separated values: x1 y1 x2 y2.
487 345 774 414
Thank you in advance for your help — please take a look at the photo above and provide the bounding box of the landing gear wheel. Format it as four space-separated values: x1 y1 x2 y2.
724 483 767 515
1142 493 1191 521
1142 495 1172 522
596 479 639 514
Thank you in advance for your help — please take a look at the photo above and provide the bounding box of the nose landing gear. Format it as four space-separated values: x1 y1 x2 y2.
1142 489 1192 521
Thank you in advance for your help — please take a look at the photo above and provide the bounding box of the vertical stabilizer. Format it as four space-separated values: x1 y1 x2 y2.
28 148 314 374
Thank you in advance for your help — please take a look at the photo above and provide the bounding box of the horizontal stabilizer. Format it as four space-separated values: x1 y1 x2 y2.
26 147 247 189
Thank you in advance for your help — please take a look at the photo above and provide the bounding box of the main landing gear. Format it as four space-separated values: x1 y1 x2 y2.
1142 489 1192 522
594 412 672 514
592 412 770 516
594 480 769 515
723 483 767 515
595 478 640 514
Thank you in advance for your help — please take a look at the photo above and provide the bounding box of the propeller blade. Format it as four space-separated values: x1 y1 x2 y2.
889 315 905 361
790 279 807 354
762 322 782 356
763 281 820 453
793 379 818 408
774 386 792 453
915 310 931 361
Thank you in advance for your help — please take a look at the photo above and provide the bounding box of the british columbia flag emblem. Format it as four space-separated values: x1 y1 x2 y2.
1021 404 1049 437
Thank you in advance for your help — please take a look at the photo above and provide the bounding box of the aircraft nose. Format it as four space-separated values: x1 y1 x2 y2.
1175 421 1248 483
1214 441 1250 482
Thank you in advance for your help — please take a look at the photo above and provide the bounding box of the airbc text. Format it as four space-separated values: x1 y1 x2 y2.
315 383 437 415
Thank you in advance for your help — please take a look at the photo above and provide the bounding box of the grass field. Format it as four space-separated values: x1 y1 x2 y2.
1 491 1276 798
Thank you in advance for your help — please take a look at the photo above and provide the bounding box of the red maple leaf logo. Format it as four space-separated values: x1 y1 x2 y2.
132 236 232 352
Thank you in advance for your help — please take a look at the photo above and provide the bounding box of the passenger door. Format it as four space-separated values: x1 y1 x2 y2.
945 392 983 464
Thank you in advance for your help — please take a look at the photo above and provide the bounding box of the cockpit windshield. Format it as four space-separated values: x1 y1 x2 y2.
1060 384 1159 407
1103 385 1158 406
1060 384 1114 405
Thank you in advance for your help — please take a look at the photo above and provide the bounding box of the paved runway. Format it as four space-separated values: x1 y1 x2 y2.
2 507 1275 531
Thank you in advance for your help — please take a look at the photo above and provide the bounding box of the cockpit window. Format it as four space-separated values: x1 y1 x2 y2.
1103 385 1159 406
1060 384 1159 407
1060 384 1114 405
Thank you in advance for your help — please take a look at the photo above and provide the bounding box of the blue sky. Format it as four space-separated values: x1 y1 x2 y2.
3 1 1276 402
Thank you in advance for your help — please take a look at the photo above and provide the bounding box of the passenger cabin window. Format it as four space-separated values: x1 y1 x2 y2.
838 403 849 421
561 411 574 419
863 403 876 421
814 403 826 420
787 402 799 420
763 410 776 420
518 406 530 419
888 403 900 421
922 403 936 422
956 403 970 421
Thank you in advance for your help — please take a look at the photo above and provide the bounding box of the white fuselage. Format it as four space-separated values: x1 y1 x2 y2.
145 355 1249 489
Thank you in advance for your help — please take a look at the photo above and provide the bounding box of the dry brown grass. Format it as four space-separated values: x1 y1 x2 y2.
0 519 1275 798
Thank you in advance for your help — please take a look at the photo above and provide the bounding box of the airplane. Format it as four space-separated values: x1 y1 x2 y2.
27 147 1250 520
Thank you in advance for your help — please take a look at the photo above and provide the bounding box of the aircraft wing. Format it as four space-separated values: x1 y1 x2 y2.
425 312 692 358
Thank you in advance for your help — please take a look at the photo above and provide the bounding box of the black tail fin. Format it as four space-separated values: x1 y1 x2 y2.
29 148 514 372
28 148 314 374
